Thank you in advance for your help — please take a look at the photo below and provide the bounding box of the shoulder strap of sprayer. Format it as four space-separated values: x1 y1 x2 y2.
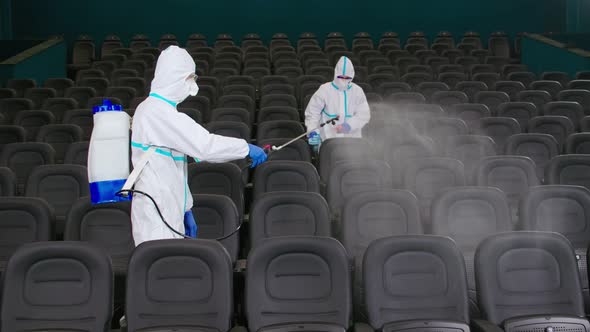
121 145 157 192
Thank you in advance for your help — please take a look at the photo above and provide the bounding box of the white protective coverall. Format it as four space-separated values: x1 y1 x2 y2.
131 46 249 246
304 56 371 139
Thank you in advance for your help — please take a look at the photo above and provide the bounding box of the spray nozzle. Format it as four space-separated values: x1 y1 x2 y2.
262 144 273 153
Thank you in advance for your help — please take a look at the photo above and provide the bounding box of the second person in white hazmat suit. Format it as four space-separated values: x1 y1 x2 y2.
304 56 371 146
130 46 266 246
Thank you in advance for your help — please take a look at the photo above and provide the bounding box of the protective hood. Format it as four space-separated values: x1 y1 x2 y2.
150 46 197 105
332 56 355 90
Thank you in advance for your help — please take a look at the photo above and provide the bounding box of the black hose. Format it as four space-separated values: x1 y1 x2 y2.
116 189 242 241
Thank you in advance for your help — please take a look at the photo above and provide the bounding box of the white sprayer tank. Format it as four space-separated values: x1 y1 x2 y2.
87 99 132 204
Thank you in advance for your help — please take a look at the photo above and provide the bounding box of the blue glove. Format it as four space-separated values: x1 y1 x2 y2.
336 122 351 134
308 131 321 146
248 144 267 168
184 210 198 238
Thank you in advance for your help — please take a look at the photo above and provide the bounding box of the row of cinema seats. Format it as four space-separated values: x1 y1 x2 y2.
0 84 589 144
3 74 590 144
1 232 588 332
1 88 590 142
55 30 522 114
69 30 517 72
82 31 513 53
1 136 590 234
2 153 590 320
3 69 586 103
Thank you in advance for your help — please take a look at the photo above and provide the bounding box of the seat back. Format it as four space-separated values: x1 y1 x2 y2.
444 135 497 177
431 186 512 316
385 136 435 187
521 185 590 309
567 133 590 154
256 120 305 142
1 241 112 332
476 232 585 325
191 194 240 262
402 157 466 226
206 121 251 141
253 161 320 199
327 160 393 216
25 164 89 235
36 124 83 163
14 110 57 141
0 197 52 267
478 117 521 151
126 239 233 332
529 116 575 151
246 236 351 332
449 104 491 129
318 138 375 180
64 141 89 166
543 101 585 130
0 142 55 194
364 236 469 329
0 167 16 196
505 133 559 180
475 156 539 221
250 192 330 247
187 162 244 218
496 102 538 130
64 198 132 273
546 155 590 191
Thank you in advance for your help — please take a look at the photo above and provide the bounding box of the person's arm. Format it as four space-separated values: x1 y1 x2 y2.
346 89 371 131
304 88 326 133
148 110 249 163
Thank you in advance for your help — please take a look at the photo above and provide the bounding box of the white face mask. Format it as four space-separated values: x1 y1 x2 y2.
188 80 199 96
335 78 351 90
176 79 199 104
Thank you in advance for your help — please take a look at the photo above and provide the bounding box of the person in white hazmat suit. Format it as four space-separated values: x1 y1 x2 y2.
304 56 371 147
130 46 267 246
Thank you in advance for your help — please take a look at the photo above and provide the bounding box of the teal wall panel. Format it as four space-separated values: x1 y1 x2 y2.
521 34 590 76
0 39 66 85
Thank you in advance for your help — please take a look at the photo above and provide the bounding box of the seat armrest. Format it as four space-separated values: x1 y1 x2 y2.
382 320 470 332
259 323 346 332
503 315 590 332
230 325 249 332
118 315 128 332
354 322 375 332
471 319 503 332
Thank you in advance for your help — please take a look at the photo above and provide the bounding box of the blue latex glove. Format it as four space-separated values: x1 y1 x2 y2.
308 131 321 146
336 122 351 134
248 144 267 168
184 210 198 238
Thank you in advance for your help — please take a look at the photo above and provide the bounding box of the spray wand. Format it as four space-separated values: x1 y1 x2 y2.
243 116 339 169
264 115 340 152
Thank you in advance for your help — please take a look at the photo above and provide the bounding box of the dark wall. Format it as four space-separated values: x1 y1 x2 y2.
567 0 590 33
1 0 13 39
12 0 565 44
